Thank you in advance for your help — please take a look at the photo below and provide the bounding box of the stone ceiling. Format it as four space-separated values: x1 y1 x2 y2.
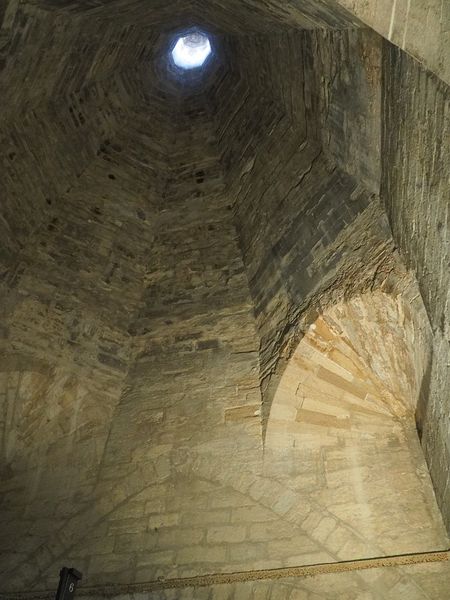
1 0 384 424
0 0 449 595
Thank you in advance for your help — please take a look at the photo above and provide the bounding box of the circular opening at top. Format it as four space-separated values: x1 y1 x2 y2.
171 31 212 70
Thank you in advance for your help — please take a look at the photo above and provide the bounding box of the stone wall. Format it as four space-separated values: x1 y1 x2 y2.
382 42 450 531
334 0 450 85
0 86 121 278
265 289 445 557
312 28 382 193
83 561 450 599
0 1 449 597
221 30 391 428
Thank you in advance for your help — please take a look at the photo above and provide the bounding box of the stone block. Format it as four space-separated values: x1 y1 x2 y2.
148 513 180 529
231 506 278 523
177 545 227 563
137 550 176 567
181 509 230 526
207 525 246 544
157 527 204 547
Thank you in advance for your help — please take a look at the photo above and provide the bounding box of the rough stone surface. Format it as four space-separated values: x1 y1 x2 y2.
337 0 450 85
0 0 449 598
382 42 450 532
62 562 450 599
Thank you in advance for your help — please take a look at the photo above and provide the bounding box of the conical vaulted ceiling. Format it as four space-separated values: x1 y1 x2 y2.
1 0 449 595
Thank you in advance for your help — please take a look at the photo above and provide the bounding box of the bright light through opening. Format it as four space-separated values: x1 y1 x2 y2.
171 32 211 70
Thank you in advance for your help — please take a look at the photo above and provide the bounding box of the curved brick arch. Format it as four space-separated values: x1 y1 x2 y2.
262 289 446 565
266 288 432 449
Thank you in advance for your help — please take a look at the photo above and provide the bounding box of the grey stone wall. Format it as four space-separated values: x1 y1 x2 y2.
382 42 450 531
312 28 382 193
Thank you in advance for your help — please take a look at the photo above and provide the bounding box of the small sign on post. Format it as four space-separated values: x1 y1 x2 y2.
55 568 82 600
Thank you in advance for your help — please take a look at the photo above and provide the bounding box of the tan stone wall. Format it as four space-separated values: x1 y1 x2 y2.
2 288 447 593
81 562 450 599
266 290 446 559
0 1 448 596
336 0 450 85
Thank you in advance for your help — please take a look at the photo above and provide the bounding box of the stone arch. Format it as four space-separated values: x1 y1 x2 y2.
264 288 447 555
266 288 432 449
